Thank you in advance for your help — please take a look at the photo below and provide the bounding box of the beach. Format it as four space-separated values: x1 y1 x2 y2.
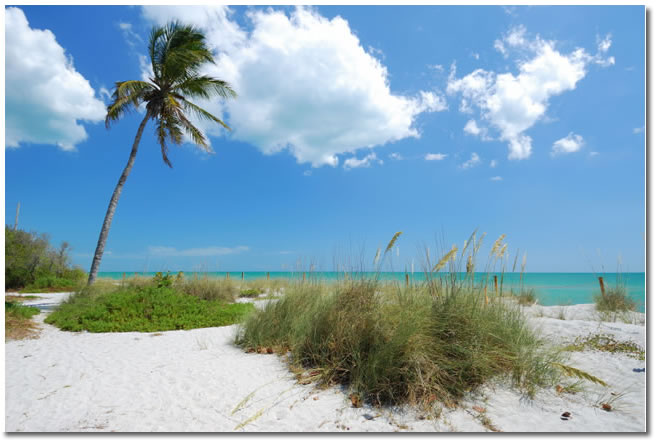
5 292 645 432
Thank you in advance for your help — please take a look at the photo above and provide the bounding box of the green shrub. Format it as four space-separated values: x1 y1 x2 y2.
5 226 85 291
594 284 637 313
45 285 254 332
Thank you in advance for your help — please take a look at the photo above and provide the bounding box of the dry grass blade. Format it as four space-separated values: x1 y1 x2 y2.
373 247 381 266
475 232 486 254
462 229 478 258
234 408 265 430
433 245 457 272
466 255 474 274
511 249 520 273
551 362 608 387
386 231 403 253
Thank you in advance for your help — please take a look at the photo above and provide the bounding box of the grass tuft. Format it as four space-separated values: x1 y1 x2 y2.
5 301 41 340
593 284 637 313
517 288 536 306
236 278 562 408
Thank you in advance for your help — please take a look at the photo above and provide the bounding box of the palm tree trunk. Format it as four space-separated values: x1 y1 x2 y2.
87 114 150 286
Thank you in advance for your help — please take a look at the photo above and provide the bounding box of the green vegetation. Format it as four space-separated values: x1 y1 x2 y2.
45 279 254 333
5 300 41 340
593 284 637 313
564 333 645 361
5 226 85 291
237 279 563 408
236 232 581 408
516 288 537 306
88 21 237 285
174 276 237 302
239 288 262 298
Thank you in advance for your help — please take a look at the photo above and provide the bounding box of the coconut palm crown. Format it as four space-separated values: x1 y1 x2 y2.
87 22 236 285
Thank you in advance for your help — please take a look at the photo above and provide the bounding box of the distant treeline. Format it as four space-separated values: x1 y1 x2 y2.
5 226 85 291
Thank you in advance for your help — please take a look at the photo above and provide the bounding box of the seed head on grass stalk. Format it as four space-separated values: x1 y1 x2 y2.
433 245 457 272
490 234 506 258
386 232 403 253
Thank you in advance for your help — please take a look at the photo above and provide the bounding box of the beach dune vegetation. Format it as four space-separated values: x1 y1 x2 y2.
45 279 253 333
87 21 237 285
236 233 573 408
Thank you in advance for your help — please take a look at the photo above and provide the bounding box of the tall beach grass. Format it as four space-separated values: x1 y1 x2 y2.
236 232 578 408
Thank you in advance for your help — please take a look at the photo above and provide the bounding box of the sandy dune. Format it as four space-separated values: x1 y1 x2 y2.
5 293 646 432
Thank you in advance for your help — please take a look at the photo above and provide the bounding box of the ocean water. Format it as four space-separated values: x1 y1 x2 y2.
98 271 646 312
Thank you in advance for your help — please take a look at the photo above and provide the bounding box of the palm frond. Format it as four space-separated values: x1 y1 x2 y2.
178 97 231 130
105 80 156 128
174 76 237 100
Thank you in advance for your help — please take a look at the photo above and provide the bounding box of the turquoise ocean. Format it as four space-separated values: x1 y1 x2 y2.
98 271 646 312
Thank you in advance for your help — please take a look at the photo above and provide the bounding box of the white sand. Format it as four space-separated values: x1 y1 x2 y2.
5 293 646 432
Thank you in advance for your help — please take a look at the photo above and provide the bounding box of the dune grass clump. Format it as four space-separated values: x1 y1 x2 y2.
45 284 253 333
593 284 637 313
237 278 560 407
174 276 237 302
517 288 537 306
6 301 41 340
239 288 262 298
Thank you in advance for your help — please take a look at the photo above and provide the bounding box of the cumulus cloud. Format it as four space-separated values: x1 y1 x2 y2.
463 119 491 140
448 25 614 160
490 159 498 168
389 152 404 160
142 6 446 167
343 152 382 170
551 132 584 156
424 153 448 161
460 152 481 169
5 7 106 150
490 176 503 181
148 245 249 257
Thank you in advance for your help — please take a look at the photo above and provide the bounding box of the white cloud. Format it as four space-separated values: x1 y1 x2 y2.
460 152 481 169
589 151 599 157
490 176 503 181
551 132 584 156
633 127 645 134
303 170 313 176
5 7 106 150
148 245 249 257
490 159 498 168
389 152 404 160
118 21 142 47
343 152 382 170
424 153 448 161
448 25 614 160
142 6 446 167
463 119 491 140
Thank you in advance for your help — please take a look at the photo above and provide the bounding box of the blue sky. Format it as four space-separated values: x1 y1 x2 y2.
3 4 646 273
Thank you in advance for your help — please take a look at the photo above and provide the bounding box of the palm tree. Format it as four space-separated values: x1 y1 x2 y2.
87 22 236 285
